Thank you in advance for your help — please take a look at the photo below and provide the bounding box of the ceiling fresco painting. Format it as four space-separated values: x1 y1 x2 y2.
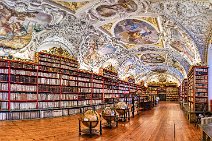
95 0 137 18
114 19 159 45
169 28 197 63
172 59 187 78
0 0 211 85
0 2 52 49
52 1 89 12
139 53 166 64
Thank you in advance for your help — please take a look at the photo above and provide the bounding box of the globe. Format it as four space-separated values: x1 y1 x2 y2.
115 102 128 115
102 106 116 121
81 110 99 128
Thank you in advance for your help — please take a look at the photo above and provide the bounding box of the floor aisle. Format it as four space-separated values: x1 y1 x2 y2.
0 102 201 141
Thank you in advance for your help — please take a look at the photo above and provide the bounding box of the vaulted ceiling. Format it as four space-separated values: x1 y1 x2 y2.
0 0 211 85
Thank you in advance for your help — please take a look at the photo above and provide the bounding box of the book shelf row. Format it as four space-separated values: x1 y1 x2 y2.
0 50 141 120
187 66 208 112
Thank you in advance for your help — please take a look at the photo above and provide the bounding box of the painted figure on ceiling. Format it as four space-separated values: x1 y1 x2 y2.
169 28 195 62
141 53 165 63
114 19 159 45
96 0 137 17
0 2 52 49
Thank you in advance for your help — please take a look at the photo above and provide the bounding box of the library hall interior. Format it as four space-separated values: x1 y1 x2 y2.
0 0 212 140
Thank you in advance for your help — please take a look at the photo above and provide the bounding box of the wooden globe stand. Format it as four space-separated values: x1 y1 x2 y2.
116 108 130 122
102 114 118 128
78 116 102 137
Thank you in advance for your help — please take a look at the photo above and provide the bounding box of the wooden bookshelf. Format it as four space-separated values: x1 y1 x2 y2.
187 66 208 122
0 48 143 120
166 86 179 101
182 79 188 103
188 66 208 112
147 83 179 101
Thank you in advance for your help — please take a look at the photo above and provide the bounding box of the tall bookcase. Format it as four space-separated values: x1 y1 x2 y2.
182 79 188 103
166 86 179 101
0 60 10 111
188 66 208 122
100 67 119 103
0 48 142 120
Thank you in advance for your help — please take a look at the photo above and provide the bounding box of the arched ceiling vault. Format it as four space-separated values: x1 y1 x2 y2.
0 0 211 84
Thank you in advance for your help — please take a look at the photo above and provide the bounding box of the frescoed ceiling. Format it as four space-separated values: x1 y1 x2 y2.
0 0 211 85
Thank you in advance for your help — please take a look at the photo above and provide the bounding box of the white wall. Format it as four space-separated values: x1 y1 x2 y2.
208 44 212 111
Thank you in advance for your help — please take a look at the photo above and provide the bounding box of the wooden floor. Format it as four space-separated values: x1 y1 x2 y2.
0 102 201 141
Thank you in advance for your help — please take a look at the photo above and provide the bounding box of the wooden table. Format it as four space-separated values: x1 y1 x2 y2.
201 123 212 141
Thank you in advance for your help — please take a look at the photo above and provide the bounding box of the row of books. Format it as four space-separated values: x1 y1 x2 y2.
61 101 78 107
195 68 208 72
92 79 103 83
38 85 60 93
10 62 36 70
79 88 92 93
39 66 60 73
195 71 208 75
11 75 37 84
0 111 40 120
0 74 8 81
92 94 103 99
10 93 37 100
39 61 60 67
10 102 37 110
61 64 78 69
78 77 90 82
11 70 37 76
0 61 8 67
78 100 90 106
61 70 78 75
196 75 208 79
61 75 77 80
38 102 60 109
61 87 78 93
11 84 37 92
0 69 8 74
195 98 208 103
38 78 60 85
62 108 80 116
78 82 92 87
196 80 208 83
61 94 78 100
39 56 61 62
78 72 92 78
0 92 8 100
93 83 102 87
38 72 59 78
78 94 91 100
0 102 8 110
92 89 103 93
196 83 207 87
196 88 207 92
196 92 208 96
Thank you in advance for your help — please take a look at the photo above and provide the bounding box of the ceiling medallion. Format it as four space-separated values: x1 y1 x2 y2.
113 19 159 45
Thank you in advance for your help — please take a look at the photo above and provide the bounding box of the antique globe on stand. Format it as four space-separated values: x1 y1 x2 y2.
115 102 128 115
81 109 99 128
102 106 116 122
